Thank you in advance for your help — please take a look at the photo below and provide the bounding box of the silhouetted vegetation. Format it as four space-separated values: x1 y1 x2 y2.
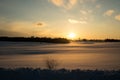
0 68 119 80
0 36 70 43
104 39 120 42
77 38 120 42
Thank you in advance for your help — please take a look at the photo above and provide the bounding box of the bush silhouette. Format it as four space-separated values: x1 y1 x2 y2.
44 57 59 70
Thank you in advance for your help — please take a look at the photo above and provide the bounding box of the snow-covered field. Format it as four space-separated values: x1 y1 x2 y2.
0 41 120 70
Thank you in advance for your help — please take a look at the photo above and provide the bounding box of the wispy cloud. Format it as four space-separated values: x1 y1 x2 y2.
80 10 88 15
115 15 120 21
96 4 101 9
80 10 92 15
104 10 115 16
68 19 87 24
53 0 97 5
49 0 77 9
79 9 93 22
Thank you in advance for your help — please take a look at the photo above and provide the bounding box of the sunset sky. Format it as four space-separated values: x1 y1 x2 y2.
0 0 120 39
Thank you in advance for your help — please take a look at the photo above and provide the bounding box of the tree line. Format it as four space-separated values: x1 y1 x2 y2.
0 36 120 43
0 36 70 43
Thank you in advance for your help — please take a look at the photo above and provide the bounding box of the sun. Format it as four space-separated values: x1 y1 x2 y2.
68 32 76 39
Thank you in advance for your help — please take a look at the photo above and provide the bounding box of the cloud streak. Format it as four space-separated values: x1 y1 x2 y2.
36 22 46 27
79 0 97 3
68 19 87 24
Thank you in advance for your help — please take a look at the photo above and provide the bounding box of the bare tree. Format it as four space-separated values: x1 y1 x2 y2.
44 57 59 70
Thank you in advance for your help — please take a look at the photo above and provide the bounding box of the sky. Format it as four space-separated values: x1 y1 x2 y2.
0 0 120 39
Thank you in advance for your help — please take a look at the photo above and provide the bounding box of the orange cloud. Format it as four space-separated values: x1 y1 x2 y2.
115 15 120 21
104 10 115 16
50 0 63 6
50 0 77 9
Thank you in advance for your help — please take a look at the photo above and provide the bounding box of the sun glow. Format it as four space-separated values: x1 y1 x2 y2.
68 32 76 39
